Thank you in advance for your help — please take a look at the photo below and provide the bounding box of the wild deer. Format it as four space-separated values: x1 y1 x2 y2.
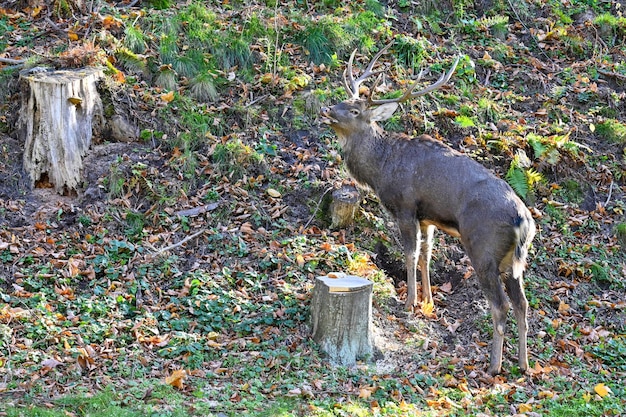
320 43 536 375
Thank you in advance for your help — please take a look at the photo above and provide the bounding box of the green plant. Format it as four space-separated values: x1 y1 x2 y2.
480 15 509 40
394 34 430 70
189 71 219 102
594 12 626 45
595 119 626 144
212 138 265 180
124 25 147 54
506 150 544 199
294 16 350 64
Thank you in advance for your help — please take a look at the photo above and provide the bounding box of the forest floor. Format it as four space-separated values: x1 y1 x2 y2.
0 0 625 415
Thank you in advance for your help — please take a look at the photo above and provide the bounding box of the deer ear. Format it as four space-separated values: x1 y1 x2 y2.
370 103 399 121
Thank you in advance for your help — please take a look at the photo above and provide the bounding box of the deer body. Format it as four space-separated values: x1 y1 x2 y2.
321 44 535 375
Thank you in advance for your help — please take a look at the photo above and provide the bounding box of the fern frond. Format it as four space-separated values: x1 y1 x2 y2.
506 165 529 198
527 133 548 158
526 168 544 186
115 47 148 74
479 15 509 28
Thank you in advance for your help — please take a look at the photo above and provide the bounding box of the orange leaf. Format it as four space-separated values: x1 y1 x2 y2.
113 71 126 83
68 31 79 41
165 369 187 390
161 91 175 103
519 403 533 413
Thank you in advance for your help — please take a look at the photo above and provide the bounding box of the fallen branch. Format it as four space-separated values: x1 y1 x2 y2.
0 57 25 65
598 68 626 81
148 229 208 258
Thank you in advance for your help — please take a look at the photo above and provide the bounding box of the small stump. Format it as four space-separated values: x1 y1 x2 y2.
18 67 104 194
330 185 360 228
309 273 373 366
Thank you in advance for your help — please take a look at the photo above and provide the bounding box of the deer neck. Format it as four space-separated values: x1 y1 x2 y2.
338 123 387 187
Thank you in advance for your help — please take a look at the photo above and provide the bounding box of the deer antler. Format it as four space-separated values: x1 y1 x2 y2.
342 41 461 104
342 42 393 99
369 55 461 105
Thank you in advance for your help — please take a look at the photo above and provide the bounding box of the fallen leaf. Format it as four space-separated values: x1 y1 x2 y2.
421 300 435 317
165 369 187 390
440 282 453 293
594 383 611 398
161 91 175 103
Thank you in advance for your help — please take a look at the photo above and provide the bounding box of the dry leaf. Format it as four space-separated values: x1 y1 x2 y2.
594 383 611 398
165 369 187 390
161 91 175 103
440 282 453 293
421 300 435 317
358 386 375 399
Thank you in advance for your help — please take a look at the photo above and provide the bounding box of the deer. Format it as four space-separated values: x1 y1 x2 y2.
320 42 536 375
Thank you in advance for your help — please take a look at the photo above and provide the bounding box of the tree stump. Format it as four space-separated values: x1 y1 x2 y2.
18 67 104 194
309 273 374 366
330 185 361 228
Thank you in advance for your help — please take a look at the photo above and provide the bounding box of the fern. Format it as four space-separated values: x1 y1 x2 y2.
479 15 509 28
506 165 529 199
527 133 548 158
115 47 147 74
526 168 544 187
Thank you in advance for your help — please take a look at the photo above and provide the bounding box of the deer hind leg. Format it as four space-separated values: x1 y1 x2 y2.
418 224 435 305
504 272 529 372
475 262 510 375
398 217 420 309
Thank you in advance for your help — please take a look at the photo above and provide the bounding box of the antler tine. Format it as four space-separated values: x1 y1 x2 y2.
344 42 394 99
343 49 359 98
369 55 461 105
407 55 461 99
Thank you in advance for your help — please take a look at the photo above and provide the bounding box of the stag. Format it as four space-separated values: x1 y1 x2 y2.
320 43 535 375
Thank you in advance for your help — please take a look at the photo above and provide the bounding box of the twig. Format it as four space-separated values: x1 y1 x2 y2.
44 17 69 39
247 94 268 107
148 229 207 258
604 181 614 207
0 57 25 65
598 68 626 81
303 186 335 229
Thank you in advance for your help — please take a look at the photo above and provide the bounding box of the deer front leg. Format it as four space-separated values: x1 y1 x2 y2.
398 218 420 309
418 224 435 305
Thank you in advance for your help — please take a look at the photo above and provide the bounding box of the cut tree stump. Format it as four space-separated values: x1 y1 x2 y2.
330 185 361 228
309 273 374 366
18 67 104 194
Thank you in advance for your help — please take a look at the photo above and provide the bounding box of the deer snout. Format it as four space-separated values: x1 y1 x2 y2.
319 107 336 125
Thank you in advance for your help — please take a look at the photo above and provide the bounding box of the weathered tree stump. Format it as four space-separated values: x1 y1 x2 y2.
18 67 104 194
309 273 373 366
330 185 361 228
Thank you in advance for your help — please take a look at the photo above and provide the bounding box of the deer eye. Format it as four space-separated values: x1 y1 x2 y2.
349 109 360 116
